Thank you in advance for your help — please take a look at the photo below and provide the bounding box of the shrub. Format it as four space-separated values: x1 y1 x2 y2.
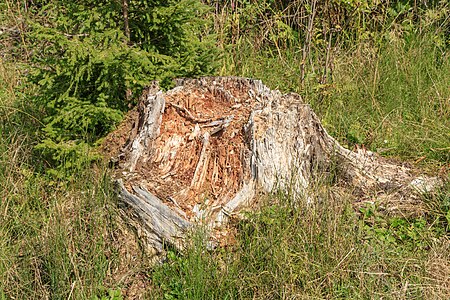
28 0 218 175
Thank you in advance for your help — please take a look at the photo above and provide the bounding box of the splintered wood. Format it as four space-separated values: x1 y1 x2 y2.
105 77 442 254
137 81 253 221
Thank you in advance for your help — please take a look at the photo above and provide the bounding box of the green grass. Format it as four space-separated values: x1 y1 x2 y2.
0 61 125 299
1 4 449 299
150 189 449 299
222 31 450 165
0 149 120 298
324 33 450 163
148 25 450 300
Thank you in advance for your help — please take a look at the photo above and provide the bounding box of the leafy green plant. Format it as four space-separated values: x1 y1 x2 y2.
93 288 123 300
27 0 218 174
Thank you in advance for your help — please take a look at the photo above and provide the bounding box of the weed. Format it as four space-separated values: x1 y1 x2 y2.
150 189 449 299
1 1 449 299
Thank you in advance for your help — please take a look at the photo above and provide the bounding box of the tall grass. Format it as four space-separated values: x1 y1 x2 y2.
150 188 449 299
0 61 126 299
323 33 450 163
149 3 450 299
1 1 449 299
221 30 450 164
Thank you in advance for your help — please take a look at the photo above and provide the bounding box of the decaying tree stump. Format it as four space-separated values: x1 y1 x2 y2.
102 77 441 254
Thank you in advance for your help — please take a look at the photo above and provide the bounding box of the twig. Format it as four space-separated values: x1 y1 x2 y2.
63 33 89 38
67 281 76 300
204 115 234 135
301 0 317 82
122 0 130 40
122 0 132 102
168 102 213 123
343 270 391 276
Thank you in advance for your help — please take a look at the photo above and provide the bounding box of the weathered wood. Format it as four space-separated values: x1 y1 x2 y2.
108 76 441 254
117 179 190 253
125 83 165 172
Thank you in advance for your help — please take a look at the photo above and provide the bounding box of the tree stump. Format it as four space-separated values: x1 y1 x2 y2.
102 77 441 254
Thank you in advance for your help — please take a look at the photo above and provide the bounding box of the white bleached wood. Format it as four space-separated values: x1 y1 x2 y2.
115 77 441 253
117 180 190 253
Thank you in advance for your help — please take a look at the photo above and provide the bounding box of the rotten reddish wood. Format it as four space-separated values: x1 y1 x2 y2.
102 77 442 254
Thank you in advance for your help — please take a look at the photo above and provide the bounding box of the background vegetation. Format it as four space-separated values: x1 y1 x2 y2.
0 0 448 299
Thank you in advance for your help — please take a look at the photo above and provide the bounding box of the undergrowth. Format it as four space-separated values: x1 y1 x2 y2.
150 189 449 299
0 62 124 299
223 31 450 164
0 0 449 299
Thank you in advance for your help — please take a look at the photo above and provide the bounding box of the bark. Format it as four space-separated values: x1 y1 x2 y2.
122 0 130 40
106 77 441 254
122 0 132 102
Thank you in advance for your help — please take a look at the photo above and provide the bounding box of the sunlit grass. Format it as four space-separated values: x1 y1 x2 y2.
150 22 450 300
0 2 449 299
0 61 124 299
150 187 449 299
222 31 450 165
